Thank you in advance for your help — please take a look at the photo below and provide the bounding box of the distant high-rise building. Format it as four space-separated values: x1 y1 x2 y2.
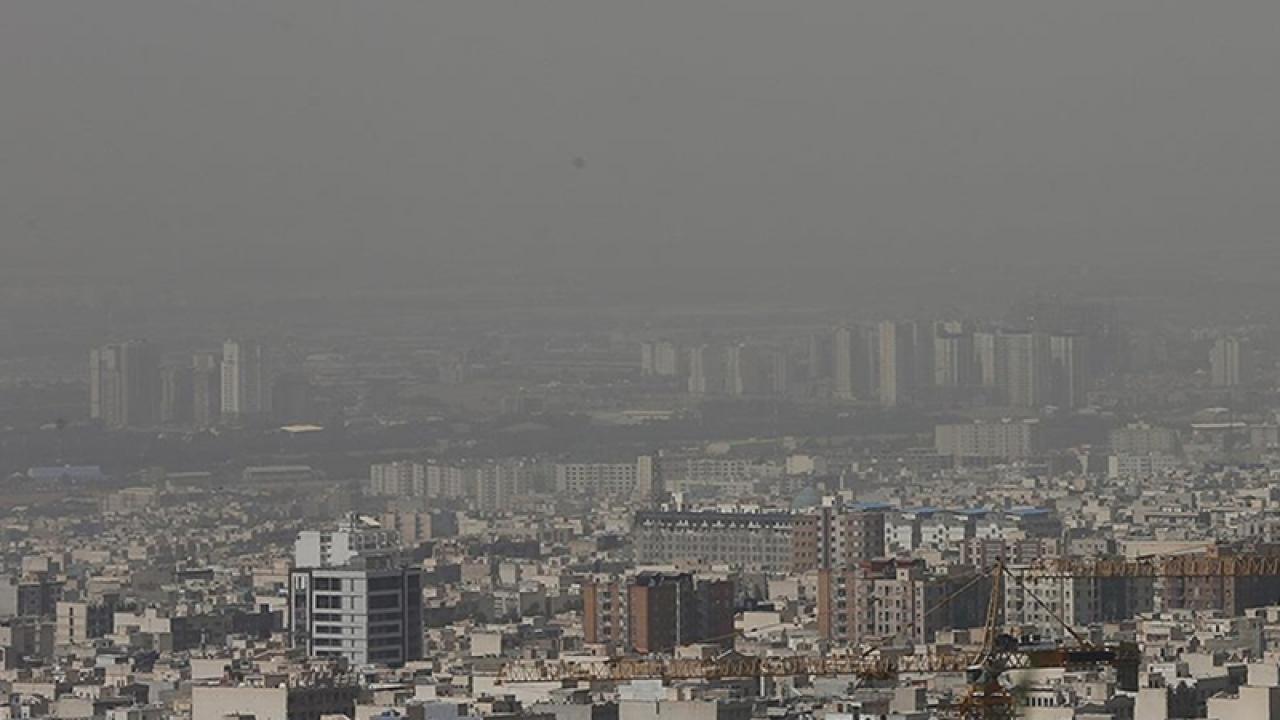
1049 334 1090 409
191 352 222 429
640 340 682 378
724 344 746 396
808 332 832 382
877 321 916 408
997 331 1051 408
221 340 269 420
933 328 974 388
159 364 194 426
89 341 161 429
1007 298 1122 378
973 331 999 388
687 345 723 395
653 340 680 377
770 347 791 395
912 322 935 391
633 453 664 504
1210 337 1249 388
368 461 425 498
687 346 707 395
833 327 855 400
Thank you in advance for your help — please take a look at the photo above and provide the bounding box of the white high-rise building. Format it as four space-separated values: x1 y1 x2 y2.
933 329 974 388
290 547 422 667
1210 336 1248 388
368 461 425 497
221 340 268 419
640 341 656 376
724 345 745 396
770 347 790 395
877 321 916 408
1050 333 1090 409
654 340 680 377
997 331 1051 408
687 345 719 395
973 331 999 388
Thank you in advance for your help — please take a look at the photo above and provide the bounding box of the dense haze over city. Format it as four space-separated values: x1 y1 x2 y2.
5 2 1280 720
5 1 1280 299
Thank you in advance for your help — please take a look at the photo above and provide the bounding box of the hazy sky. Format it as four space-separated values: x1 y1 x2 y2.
3 1 1279 286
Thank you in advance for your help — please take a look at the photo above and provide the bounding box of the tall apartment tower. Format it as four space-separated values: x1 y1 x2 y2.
877 321 916 408
1049 333 1090 409
642 340 681 377
973 331 999 388
89 340 161 429
770 347 791 395
998 331 1051 408
582 577 629 653
221 340 269 420
632 453 664 504
159 364 194 426
1210 337 1249 388
808 332 832 382
191 352 222 429
833 327 855 400
687 345 724 395
933 328 974 388
640 341 657 376
724 345 746 396
912 322 935 392
687 346 708 395
654 340 680 377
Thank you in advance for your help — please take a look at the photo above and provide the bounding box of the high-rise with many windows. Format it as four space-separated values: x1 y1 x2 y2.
833 326 855 400
877 321 916 407
289 554 423 667
221 339 268 420
1049 333 1090 409
89 340 161 429
1210 336 1249 388
997 331 1051 408
290 516 422 667
191 352 222 429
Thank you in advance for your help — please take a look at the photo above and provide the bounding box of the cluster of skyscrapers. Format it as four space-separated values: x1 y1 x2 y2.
89 339 280 429
641 303 1118 410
